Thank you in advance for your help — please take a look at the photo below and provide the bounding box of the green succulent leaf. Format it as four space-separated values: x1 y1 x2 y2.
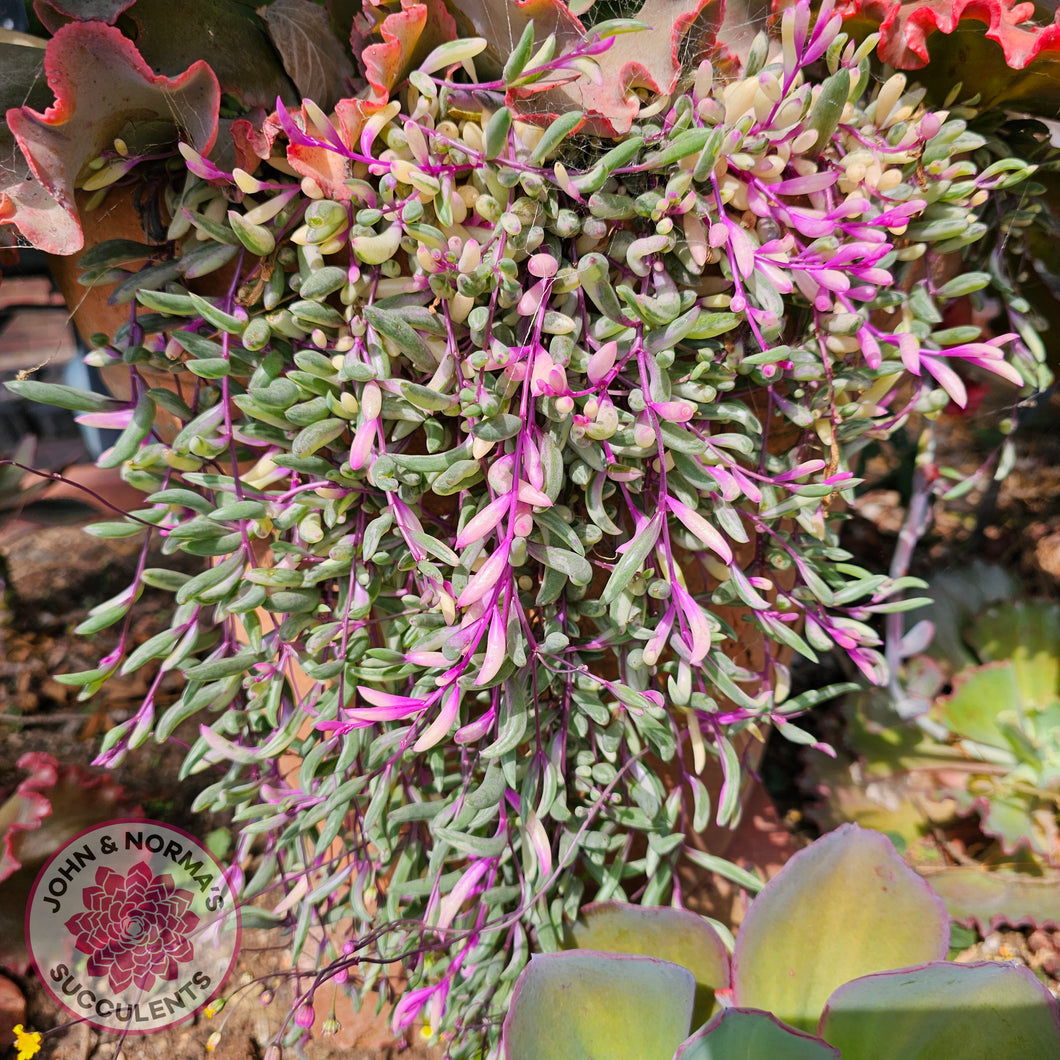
676 1008 838 1060
503 951 695 1060
819 961 1060 1059
732 825 949 1031
569 902 730 1029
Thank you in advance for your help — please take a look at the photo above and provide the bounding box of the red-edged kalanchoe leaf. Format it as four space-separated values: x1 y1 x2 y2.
354 0 459 101
3 21 219 254
837 0 1060 112
502 951 696 1060
837 0 1060 68
818 961 1060 1057
676 1009 839 1059
37 0 296 110
282 97 386 199
0 752 142 972
0 36 52 250
923 866 1060 933
445 0 721 134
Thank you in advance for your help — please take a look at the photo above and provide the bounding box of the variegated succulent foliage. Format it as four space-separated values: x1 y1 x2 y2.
0 0 1052 1054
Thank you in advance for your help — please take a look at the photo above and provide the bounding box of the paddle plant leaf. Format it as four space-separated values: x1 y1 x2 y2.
503 950 695 1060
732 824 949 1032
569 902 731 1028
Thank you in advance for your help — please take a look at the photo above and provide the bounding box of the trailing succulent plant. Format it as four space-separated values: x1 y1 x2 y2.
807 564 1060 932
0 0 1051 1053
502 825 1060 1059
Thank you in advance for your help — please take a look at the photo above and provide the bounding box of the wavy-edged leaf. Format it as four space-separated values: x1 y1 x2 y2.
5 21 219 253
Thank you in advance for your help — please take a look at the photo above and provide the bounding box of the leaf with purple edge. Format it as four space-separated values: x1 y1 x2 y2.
502 950 695 1060
819 960 1060 1059
676 1008 839 1060
568 902 731 1029
732 824 950 1032
921 866 1060 933
5 20 219 254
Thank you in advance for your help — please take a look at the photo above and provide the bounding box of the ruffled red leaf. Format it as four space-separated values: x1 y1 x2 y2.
838 0 1060 69
286 97 385 199
836 0 1060 112
354 0 458 102
0 752 141 973
3 21 219 254
33 0 138 32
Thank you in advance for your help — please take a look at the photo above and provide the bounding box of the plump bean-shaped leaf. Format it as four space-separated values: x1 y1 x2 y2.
502 21 536 84
502 951 694 1060
396 380 455 411
291 299 345 328
601 513 662 603
806 68 850 158
732 825 949 1032
292 417 346 456
299 266 348 300
136 288 198 316
484 106 513 160
596 135 644 174
98 391 156 469
364 305 433 366
227 210 275 256
140 567 195 592
5 379 122 414
185 357 231 379
529 111 583 164
189 291 246 335
431 459 483 496
121 627 183 675
525 543 592 586
78 238 155 269
418 36 486 76
644 128 714 169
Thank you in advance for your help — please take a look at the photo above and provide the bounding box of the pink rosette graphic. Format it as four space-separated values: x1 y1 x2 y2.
65 862 199 993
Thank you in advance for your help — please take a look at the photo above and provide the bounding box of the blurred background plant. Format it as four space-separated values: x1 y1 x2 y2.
804 564 1060 931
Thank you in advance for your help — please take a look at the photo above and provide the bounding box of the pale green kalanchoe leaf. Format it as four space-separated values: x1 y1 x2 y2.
502 951 695 1060
731 824 949 1031
676 1008 838 1060
819 961 1060 1059
569 902 730 1028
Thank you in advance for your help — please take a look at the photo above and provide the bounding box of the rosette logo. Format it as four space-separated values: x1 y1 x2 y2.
26 820 240 1034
